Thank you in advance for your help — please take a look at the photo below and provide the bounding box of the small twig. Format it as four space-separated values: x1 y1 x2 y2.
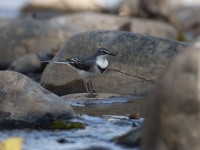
118 80 146 86
108 68 156 84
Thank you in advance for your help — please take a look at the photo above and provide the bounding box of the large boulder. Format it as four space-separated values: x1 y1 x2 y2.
50 12 178 40
143 40 200 150
0 18 82 69
41 31 187 96
0 71 75 129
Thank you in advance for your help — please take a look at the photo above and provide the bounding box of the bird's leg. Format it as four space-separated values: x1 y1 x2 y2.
84 79 96 98
88 80 97 98
88 80 94 94
83 79 90 96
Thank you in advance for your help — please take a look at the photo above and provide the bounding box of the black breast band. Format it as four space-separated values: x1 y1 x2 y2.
97 65 107 73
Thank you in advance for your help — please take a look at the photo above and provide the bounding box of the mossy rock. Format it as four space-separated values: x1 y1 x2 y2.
51 121 85 130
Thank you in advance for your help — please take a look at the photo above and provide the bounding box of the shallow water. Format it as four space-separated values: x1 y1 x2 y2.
0 114 143 150
66 95 146 117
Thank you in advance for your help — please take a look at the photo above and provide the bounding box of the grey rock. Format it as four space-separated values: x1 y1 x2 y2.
0 18 82 69
41 31 187 96
143 40 200 150
113 127 142 147
0 18 12 28
0 71 75 129
7 53 47 82
8 53 41 73
8 52 54 82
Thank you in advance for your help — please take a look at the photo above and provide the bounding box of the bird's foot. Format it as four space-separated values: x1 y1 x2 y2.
86 93 97 98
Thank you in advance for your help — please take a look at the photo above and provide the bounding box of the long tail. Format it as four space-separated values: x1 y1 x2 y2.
108 68 156 84
40 60 68 65
40 60 77 71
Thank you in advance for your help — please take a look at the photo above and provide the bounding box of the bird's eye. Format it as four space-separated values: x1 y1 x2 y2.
99 48 109 55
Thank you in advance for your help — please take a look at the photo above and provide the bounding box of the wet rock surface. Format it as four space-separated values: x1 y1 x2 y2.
143 40 200 150
0 71 75 129
41 31 187 96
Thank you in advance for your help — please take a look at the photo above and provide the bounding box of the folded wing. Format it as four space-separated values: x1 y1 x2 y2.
66 57 91 71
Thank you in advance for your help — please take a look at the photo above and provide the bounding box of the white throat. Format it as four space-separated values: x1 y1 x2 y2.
96 55 108 68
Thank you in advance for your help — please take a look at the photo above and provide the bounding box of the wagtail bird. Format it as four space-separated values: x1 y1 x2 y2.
43 48 116 98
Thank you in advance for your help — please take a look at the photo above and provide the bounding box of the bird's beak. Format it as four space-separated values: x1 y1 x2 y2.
108 52 116 56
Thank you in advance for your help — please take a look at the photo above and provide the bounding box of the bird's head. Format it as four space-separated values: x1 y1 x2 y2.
96 48 116 58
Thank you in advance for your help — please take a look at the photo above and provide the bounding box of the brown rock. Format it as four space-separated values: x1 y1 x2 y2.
116 0 172 22
118 0 140 16
50 12 178 40
41 31 187 96
173 7 200 39
119 0 200 18
21 0 122 18
118 0 200 41
22 0 106 12
0 71 75 129
143 40 200 150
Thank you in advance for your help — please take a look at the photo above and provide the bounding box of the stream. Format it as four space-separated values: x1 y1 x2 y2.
0 95 145 150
